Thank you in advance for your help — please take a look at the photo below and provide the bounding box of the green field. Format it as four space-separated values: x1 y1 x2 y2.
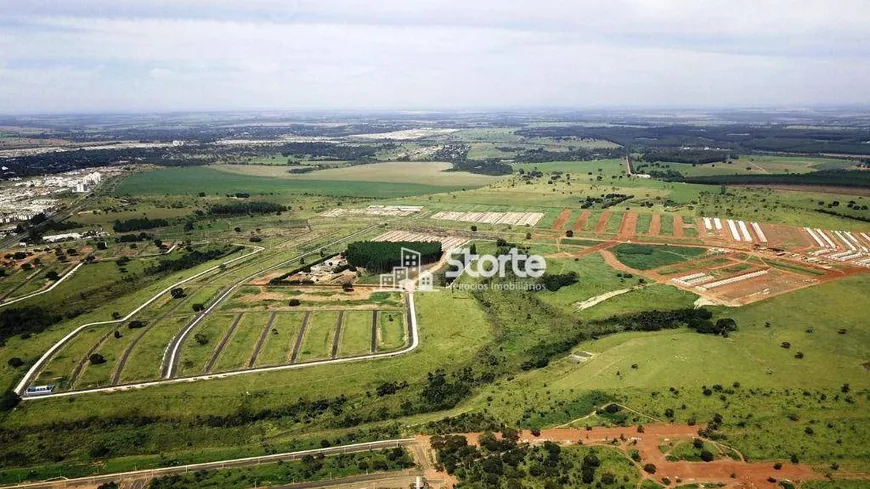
338 311 375 357
119 315 192 383
177 314 236 376
296 311 340 362
114 165 489 198
213 312 271 372
253 312 304 367
611 243 707 270
377 311 405 351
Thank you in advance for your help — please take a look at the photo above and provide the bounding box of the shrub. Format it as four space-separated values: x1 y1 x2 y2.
7 357 24 368
643 463 656 474
89 353 107 365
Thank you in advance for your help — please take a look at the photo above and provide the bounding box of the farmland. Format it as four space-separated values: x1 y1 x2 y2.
1 112 870 489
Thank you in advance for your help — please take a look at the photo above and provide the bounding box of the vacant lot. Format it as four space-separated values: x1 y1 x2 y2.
612 243 707 270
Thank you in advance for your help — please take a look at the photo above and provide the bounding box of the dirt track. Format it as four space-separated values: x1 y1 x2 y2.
672 215 684 238
618 212 638 240
649 214 661 236
552 208 571 230
573 210 591 232
595 210 613 234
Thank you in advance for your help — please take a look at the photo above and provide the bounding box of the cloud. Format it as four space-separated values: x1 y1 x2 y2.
0 1 868 112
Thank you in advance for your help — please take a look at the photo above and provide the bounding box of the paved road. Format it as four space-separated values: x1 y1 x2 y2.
1 440 416 489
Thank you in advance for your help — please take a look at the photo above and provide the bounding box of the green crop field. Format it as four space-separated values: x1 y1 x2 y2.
114 165 489 198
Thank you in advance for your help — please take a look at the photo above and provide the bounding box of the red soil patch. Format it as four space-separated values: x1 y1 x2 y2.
594 210 613 234
573 210 591 232
552 208 571 230
648 214 661 236
763 223 814 251
618 212 638 240
672 215 684 238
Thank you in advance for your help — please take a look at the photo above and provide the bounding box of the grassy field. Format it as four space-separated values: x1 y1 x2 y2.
178 314 236 376
339 311 375 356
377 311 405 351
114 165 491 198
119 315 192 383
254 312 304 367
213 312 271 372
296 311 340 362
213 161 497 186
611 243 707 270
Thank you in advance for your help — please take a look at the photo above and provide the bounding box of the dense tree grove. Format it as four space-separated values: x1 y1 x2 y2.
682 170 870 189
516 124 870 155
539 272 579 291
0 307 63 346
513 147 623 163
207 201 285 216
112 218 169 233
344 241 441 274
278 142 381 161
641 149 731 164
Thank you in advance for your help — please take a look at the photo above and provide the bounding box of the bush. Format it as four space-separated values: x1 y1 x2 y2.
89 353 107 365
289 299 301 307
6 357 24 368
0 390 21 412
643 463 656 474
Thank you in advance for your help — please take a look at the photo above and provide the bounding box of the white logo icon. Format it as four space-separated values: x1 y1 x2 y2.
379 247 434 292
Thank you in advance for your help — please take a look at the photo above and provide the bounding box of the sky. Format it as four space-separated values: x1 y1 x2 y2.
1 0 869 113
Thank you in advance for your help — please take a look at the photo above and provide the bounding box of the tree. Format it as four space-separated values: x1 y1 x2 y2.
289 299 301 307
643 463 656 474
170 287 185 299
89 353 107 365
700 449 715 462
192 303 204 312
471 225 478 232
7 357 24 368
0 390 21 412
45 271 60 281
565 230 574 237
194 333 209 345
